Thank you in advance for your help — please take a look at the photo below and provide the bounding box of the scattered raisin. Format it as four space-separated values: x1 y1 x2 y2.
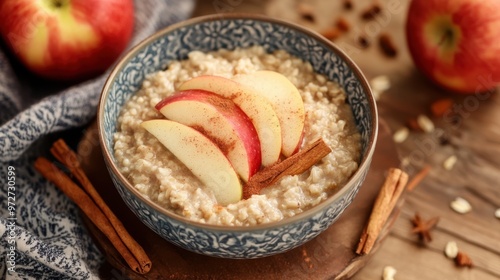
379 33 398 57
336 17 350 32
361 4 382 20
358 36 370 48
343 0 353 10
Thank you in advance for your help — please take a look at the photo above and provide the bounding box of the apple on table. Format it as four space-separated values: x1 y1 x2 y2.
406 0 500 94
0 0 134 81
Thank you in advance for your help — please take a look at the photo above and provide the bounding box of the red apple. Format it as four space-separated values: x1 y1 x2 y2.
0 0 134 81
156 89 262 182
406 0 500 94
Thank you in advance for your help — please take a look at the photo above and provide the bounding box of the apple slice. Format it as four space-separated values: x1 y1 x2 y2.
178 75 282 166
141 119 242 206
232 70 305 157
155 89 261 182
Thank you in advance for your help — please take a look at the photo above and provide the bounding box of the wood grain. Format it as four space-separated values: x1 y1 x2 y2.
193 0 500 279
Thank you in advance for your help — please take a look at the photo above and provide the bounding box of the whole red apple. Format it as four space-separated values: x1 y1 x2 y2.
406 0 500 94
0 0 134 81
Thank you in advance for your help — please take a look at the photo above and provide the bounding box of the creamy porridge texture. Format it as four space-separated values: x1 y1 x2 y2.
114 46 361 226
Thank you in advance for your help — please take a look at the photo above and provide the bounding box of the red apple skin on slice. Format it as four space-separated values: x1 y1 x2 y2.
155 90 261 182
232 71 305 157
141 120 242 206
178 75 282 167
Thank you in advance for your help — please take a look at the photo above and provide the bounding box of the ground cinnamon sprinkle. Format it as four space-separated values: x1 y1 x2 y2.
302 247 313 269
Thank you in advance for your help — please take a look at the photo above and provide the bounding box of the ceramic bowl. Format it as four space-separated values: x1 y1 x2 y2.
98 14 378 259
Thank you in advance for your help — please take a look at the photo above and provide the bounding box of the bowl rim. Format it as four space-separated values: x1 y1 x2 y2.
98 13 378 232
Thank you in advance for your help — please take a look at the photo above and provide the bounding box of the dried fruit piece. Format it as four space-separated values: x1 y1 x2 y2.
321 27 341 40
443 155 457 170
358 36 370 48
439 133 452 146
455 251 473 268
297 3 315 22
383 266 397 280
444 241 459 259
361 4 382 20
336 17 350 32
393 127 409 143
343 0 353 10
407 118 423 132
450 197 472 214
417 114 435 133
379 33 398 57
431 98 453 118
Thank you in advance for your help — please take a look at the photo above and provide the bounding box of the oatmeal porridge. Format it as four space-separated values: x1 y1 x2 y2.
113 46 361 226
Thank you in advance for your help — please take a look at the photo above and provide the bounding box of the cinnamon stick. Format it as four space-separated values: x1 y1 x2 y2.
356 168 408 255
34 157 150 274
407 164 431 191
49 139 151 273
243 138 331 199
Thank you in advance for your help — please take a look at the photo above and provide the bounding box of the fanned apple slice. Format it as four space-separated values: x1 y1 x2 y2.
179 75 282 166
141 119 242 206
155 89 261 182
232 70 306 157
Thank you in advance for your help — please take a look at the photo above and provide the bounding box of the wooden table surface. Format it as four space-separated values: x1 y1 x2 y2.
193 0 500 279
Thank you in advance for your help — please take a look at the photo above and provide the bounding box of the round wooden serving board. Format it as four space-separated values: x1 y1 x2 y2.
77 119 401 280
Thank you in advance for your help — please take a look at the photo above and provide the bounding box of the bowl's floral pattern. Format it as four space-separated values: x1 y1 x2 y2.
100 15 376 259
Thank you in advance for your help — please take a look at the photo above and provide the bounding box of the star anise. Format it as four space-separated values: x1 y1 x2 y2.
411 213 440 242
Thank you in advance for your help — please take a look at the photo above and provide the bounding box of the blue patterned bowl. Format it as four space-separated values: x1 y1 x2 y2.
98 14 378 259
